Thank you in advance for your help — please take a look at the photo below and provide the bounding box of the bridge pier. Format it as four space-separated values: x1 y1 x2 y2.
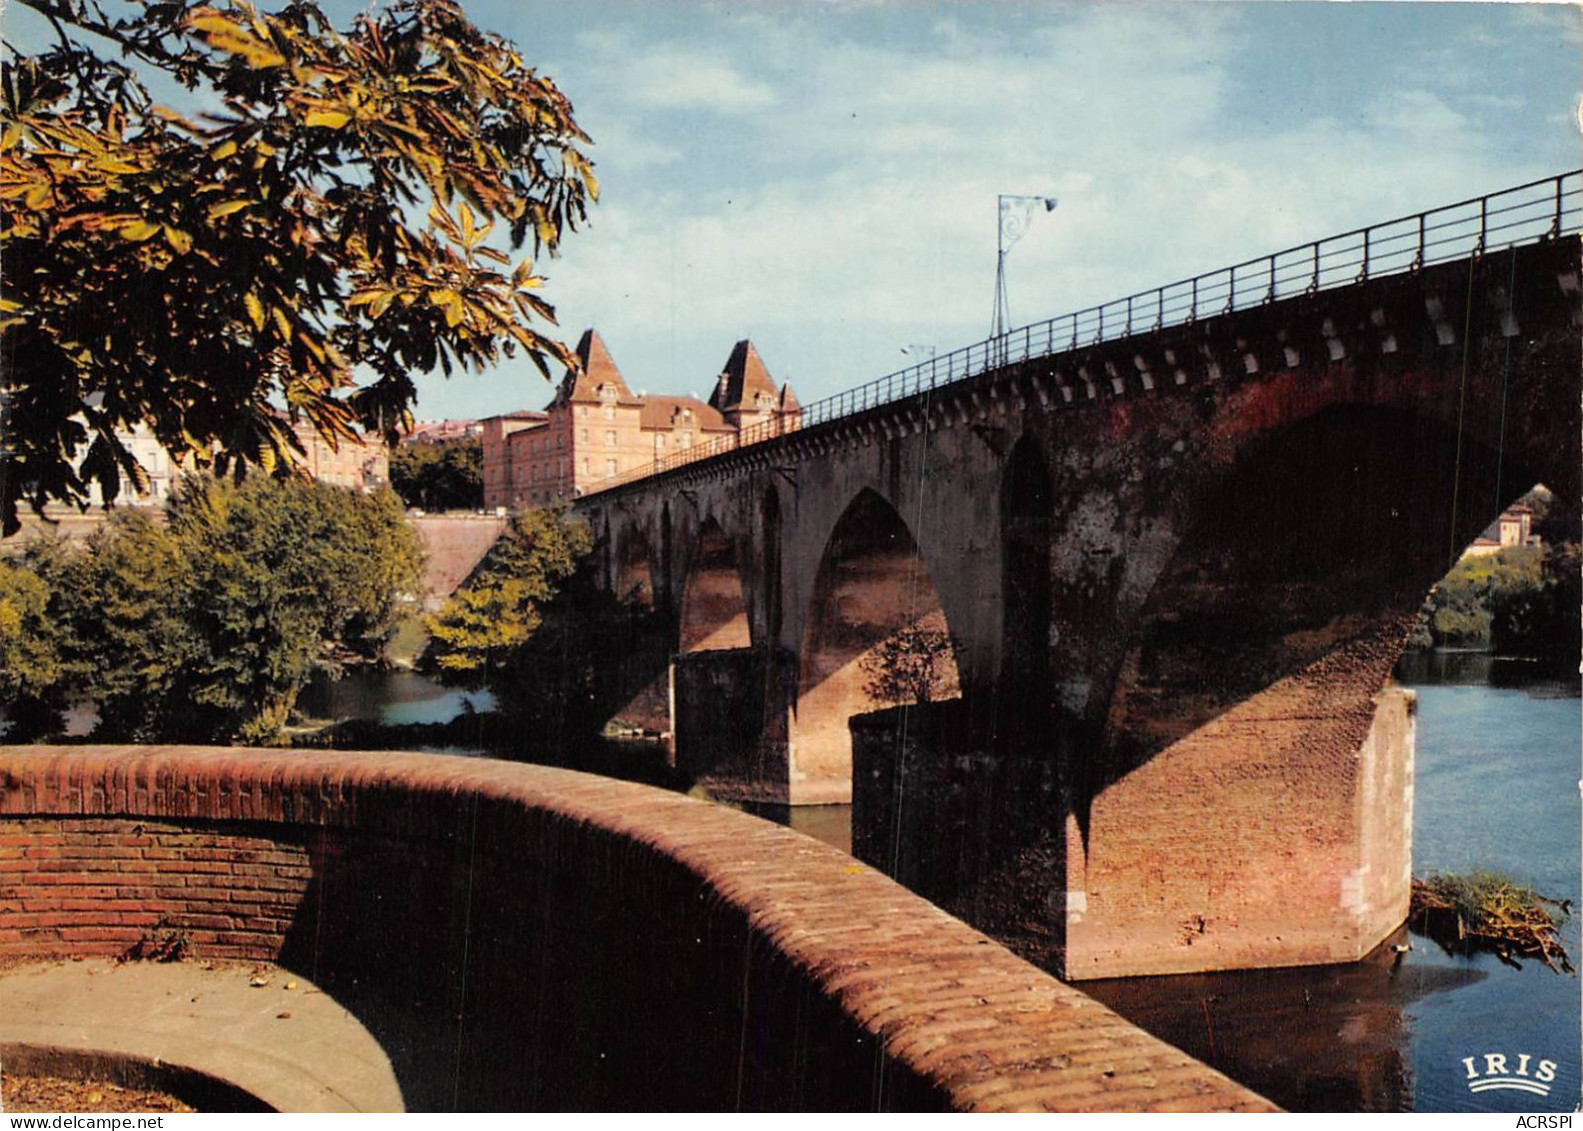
848 671 1415 981
1068 672 1416 980
672 645 802 803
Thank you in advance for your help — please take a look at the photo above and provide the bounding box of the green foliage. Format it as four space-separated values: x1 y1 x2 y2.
1490 540 1581 658
389 435 482 511
423 507 590 675
34 510 196 740
422 508 618 742
167 477 424 741
1 0 595 534
1 476 424 744
0 555 67 739
860 622 961 706
1410 540 1577 656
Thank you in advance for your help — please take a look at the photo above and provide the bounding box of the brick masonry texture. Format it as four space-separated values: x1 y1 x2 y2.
0 745 1276 1112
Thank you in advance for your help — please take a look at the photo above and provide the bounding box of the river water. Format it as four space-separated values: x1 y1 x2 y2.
318 652 1578 1112
298 668 496 728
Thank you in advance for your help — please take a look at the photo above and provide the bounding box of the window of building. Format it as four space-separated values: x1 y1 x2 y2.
605 459 617 476
680 431 692 447
602 405 615 421
580 428 588 443
580 458 590 475
605 430 616 447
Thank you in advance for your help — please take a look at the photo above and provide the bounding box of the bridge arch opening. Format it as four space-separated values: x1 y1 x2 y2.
678 519 752 652
762 487 783 644
795 489 961 789
615 525 656 609
1000 434 1053 738
660 502 673 611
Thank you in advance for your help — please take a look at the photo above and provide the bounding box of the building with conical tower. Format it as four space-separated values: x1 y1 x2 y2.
480 331 801 510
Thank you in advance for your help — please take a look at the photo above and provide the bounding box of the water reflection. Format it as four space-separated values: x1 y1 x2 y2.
733 802 853 857
299 668 496 728
1083 928 1484 1112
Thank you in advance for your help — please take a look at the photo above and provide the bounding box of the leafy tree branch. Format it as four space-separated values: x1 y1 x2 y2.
1 0 596 533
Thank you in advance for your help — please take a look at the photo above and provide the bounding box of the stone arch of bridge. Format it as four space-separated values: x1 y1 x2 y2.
659 501 674 612
678 518 753 653
1061 400 1548 975
792 487 964 792
1095 401 1545 805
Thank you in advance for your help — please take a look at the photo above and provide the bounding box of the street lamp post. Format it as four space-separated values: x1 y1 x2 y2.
992 194 1058 360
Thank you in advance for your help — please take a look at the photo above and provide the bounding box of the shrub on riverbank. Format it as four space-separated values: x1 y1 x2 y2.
1410 870 1572 973
422 509 624 747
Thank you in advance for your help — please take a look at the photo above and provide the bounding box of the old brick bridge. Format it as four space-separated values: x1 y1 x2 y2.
1 176 1576 1113
575 172 1582 981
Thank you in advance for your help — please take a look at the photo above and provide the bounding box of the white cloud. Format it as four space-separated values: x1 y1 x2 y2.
1366 89 1468 136
589 38 776 114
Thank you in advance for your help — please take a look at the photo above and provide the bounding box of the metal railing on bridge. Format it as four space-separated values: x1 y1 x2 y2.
581 170 1582 499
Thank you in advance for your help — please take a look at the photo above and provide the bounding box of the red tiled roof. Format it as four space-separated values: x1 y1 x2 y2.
639 395 730 432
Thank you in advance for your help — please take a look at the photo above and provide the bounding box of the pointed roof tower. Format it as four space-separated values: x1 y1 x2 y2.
707 339 780 414
778 383 801 413
554 329 638 407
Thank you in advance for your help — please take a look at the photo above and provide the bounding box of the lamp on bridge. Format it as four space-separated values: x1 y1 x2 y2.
993 194 1058 343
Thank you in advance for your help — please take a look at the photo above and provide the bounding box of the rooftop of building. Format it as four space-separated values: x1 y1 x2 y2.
557 330 643 407
639 395 732 432
709 339 781 414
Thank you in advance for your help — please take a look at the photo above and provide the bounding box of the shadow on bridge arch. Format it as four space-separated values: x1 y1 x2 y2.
999 433 1054 741
1098 402 1546 797
615 523 656 609
1064 401 1557 976
597 521 673 736
679 520 752 653
793 488 962 802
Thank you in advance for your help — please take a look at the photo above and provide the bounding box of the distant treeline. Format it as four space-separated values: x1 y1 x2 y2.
1408 500 1580 657
390 435 483 512
0 478 423 745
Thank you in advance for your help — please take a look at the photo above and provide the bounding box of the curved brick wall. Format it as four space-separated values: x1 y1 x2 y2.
0 746 1274 1112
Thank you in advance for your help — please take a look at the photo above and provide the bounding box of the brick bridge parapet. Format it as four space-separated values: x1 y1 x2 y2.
0 746 1274 1112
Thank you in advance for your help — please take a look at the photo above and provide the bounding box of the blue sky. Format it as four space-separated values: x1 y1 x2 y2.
10 1 1582 421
